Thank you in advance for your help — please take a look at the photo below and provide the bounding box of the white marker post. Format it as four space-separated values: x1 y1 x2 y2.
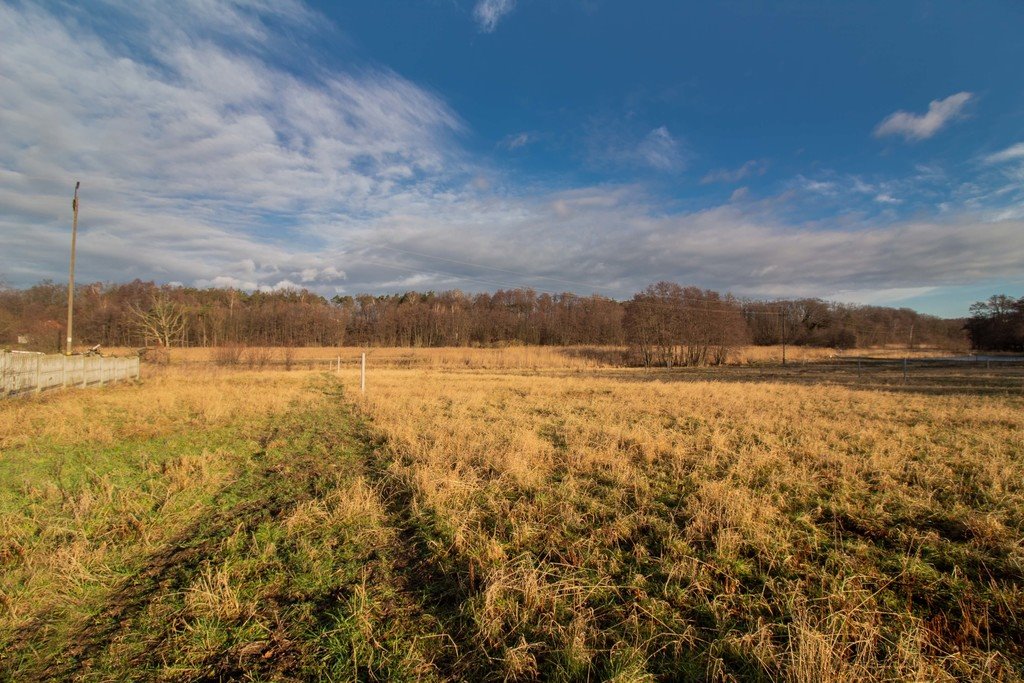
360 352 366 394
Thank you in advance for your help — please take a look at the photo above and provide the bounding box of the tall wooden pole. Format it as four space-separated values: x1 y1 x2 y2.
66 181 80 355
781 305 787 366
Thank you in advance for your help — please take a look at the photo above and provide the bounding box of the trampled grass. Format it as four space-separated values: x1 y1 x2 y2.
1 352 1022 681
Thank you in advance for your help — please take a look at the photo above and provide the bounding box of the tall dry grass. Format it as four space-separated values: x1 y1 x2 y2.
96 344 957 369
4 354 1019 679
348 364 1024 679
0 365 308 450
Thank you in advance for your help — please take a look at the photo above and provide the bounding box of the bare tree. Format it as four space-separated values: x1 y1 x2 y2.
625 283 747 367
130 293 187 347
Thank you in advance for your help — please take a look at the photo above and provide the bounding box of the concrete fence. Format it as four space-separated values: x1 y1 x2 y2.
1 352 140 397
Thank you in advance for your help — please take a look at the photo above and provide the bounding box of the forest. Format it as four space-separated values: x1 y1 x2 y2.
0 279 977 360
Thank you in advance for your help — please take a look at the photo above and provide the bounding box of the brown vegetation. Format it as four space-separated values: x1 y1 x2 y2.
0 280 967 356
2 351 1021 680
346 360 1024 679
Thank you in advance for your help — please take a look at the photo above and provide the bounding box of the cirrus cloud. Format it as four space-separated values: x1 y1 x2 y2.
985 142 1024 165
473 0 516 33
873 92 973 142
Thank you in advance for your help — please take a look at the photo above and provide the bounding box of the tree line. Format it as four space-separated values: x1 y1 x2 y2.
964 295 1024 352
0 279 971 363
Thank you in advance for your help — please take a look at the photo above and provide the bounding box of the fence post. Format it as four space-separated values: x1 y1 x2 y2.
361 352 366 394
81 356 87 388
35 355 42 394
99 357 105 386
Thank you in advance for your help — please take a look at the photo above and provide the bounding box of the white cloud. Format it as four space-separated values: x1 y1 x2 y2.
985 142 1024 164
873 92 973 141
798 176 838 195
0 1 462 290
262 279 303 292
583 121 687 173
793 173 920 210
499 132 533 150
637 126 685 172
701 159 768 184
324 189 1024 299
473 0 515 32
729 187 749 202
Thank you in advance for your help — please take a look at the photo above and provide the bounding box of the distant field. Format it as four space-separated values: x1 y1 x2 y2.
94 344 960 368
1 354 1022 680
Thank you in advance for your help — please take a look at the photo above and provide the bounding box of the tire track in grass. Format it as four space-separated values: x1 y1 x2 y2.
349 409 492 681
114 380 450 682
8 377 481 681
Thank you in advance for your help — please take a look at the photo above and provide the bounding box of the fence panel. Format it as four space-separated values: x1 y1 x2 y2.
0 353 140 397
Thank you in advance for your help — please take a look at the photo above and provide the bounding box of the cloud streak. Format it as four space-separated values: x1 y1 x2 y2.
701 160 768 184
473 0 516 33
0 1 464 288
584 122 687 173
500 132 534 150
985 142 1024 165
873 92 973 141
637 126 685 172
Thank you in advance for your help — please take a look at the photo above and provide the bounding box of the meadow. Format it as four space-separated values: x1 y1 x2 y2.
104 344 954 369
1 349 1022 681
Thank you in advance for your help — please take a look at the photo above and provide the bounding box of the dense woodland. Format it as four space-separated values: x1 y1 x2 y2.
0 280 976 363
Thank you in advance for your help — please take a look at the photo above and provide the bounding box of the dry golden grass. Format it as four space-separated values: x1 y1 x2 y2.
347 362 1024 679
95 343 958 369
3 352 1021 680
0 365 309 450
734 344 954 363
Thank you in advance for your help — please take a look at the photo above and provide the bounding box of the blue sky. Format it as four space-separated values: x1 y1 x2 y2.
1 0 1022 316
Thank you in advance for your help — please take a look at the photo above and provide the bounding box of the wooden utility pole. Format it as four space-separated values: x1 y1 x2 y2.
781 305 787 366
66 181 80 355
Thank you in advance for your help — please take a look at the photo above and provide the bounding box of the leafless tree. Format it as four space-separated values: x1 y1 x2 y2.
129 293 187 348
625 282 747 367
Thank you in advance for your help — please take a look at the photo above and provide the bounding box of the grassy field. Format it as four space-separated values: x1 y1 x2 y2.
1 353 1022 681
95 344 961 369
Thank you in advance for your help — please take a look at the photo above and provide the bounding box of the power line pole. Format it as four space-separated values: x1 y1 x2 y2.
66 181 80 356
781 304 787 366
